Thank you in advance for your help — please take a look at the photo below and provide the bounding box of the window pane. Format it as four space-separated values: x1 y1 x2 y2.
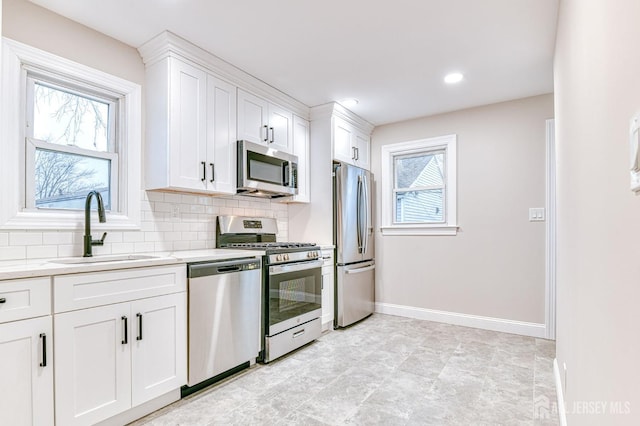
33 83 110 152
395 189 444 223
395 152 444 188
35 148 111 210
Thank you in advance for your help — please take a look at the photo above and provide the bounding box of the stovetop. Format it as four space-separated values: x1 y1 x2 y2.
222 242 317 250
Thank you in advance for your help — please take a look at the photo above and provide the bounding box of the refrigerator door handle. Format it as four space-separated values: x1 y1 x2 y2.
362 173 369 254
356 175 363 253
345 265 376 274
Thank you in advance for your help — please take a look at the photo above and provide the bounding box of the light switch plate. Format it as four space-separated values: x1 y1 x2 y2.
529 208 545 222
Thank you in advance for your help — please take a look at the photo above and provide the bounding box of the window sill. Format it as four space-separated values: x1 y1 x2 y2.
380 225 458 236
1 210 140 231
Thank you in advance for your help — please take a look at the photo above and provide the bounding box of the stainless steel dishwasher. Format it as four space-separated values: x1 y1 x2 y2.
186 257 261 390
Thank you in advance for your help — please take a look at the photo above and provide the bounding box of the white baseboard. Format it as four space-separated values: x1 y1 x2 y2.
553 358 568 426
374 302 547 338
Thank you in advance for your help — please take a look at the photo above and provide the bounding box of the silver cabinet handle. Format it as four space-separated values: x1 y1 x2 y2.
355 147 360 160
352 146 357 160
201 161 206 182
209 163 215 183
293 329 305 338
263 125 269 142
269 127 275 143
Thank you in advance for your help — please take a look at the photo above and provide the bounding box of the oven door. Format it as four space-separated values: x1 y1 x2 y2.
267 260 322 335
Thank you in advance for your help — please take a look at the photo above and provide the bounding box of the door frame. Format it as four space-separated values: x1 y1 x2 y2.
545 119 557 340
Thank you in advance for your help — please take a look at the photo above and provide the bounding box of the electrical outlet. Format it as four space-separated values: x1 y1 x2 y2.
171 204 180 219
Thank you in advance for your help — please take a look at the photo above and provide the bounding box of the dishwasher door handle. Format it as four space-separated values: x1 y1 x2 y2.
188 258 261 278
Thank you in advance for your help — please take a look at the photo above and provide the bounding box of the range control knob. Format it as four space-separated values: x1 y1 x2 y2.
284 254 289 261
276 254 282 262
314 251 319 258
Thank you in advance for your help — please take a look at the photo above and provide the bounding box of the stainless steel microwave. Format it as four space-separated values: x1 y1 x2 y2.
236 140 298 198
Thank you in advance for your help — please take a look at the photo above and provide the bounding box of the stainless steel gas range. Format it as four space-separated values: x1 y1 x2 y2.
216 216 322 363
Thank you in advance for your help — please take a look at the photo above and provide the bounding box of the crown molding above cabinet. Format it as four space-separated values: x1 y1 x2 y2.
138 31 309 119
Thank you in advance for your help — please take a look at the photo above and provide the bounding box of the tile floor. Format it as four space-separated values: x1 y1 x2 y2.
131 314 559 425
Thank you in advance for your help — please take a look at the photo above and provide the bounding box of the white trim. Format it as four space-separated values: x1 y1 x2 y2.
375 302 546 338
380 134 457 234
0 38 141 230
380 225 458 236
553 358 568 426
545 119 557 340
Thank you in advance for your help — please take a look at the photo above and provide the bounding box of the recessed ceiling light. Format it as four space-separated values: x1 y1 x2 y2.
444 72 464 84
339 98 359 108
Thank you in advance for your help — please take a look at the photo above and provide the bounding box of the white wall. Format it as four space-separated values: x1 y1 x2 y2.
0 0 288 262
371 94 553 325
555 0 640 424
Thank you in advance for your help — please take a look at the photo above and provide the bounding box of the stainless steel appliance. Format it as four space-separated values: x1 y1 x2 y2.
334 162 375 328
237 140 298 198
216 216 322 363
185 257 261 393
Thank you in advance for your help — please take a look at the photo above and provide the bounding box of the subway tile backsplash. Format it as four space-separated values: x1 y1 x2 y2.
0 191 288 261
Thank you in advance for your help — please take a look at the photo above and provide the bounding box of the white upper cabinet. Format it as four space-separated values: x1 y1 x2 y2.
237 89 293 153
138 31 310 195
289 115 310 203
332 115 371 170
144 56 237 195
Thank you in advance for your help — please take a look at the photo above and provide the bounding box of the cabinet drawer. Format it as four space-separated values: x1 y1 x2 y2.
0 277 51 323
54 265 186 313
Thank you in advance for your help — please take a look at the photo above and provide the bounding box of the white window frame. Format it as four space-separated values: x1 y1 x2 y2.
380 134 457 236
1 38 141 230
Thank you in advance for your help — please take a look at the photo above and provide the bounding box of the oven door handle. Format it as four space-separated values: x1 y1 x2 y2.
269 260 323 275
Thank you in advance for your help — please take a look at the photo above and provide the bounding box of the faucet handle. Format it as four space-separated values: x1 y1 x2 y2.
92 232 108 246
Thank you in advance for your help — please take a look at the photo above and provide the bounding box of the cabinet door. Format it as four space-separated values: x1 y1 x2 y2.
55 304 131 426
169 59 208 190
291 115 310 202
333 116 355 165
131 293 187 406
321 270 335 328
207 75 237 194
237 89 268 145
0 316 53 426
268 103 293 152
354 130 370 170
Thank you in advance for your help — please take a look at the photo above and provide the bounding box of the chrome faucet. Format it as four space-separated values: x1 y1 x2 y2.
83 190 107 257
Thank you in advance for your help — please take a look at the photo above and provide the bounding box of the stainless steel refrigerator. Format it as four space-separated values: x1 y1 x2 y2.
334 162 375 328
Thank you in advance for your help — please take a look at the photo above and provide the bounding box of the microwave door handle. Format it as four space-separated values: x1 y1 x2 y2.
283 162 290 186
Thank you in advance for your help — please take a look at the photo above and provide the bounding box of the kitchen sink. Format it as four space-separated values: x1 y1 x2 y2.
48 254 159 264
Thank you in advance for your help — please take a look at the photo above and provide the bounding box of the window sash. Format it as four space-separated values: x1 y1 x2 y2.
25 137 119 211
25 73 118 152
391 148 447 225
24 71 119 212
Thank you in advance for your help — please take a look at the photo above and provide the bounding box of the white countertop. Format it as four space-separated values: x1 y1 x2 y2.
0 249 264 281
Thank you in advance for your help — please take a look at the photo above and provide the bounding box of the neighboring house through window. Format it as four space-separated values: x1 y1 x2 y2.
381 134 457 235
0 38 141 230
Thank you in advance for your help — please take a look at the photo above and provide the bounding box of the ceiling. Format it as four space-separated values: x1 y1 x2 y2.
28 0 559 126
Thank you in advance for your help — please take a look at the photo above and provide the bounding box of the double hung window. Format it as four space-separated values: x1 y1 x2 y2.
381 134 457 235
1 38 141 230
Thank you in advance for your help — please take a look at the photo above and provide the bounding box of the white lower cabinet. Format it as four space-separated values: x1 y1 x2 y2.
54 303 131 426
0 316 54 426
321 249 335 329
53 265 187 426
